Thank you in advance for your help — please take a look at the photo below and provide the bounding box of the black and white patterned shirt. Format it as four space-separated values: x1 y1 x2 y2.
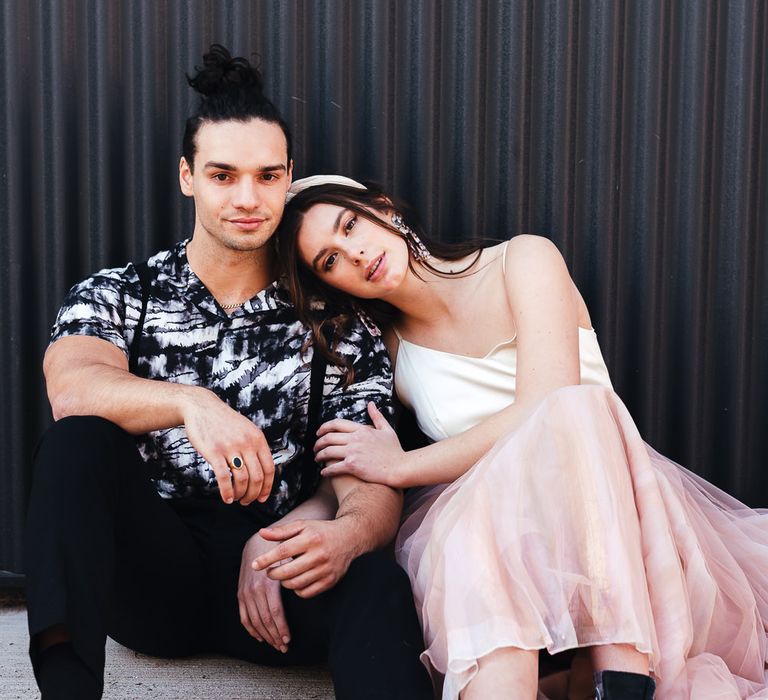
50 240 393 517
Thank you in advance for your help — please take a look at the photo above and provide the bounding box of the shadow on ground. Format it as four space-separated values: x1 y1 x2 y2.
1 606 334 700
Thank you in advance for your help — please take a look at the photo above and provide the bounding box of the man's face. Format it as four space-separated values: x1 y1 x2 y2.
179 118 292 252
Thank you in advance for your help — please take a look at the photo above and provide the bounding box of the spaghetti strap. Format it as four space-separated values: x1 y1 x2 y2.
501 239 511 276
392 326 404 341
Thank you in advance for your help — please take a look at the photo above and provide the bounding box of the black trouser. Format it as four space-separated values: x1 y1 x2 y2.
25 416 433 699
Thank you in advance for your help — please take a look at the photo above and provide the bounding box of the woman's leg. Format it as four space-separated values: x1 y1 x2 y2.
461 648 538 700
591 643 649 675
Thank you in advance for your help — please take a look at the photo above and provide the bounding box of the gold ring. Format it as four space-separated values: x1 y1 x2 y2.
229 456 244 470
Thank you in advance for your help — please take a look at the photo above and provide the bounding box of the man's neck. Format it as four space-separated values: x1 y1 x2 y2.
186 234 277 305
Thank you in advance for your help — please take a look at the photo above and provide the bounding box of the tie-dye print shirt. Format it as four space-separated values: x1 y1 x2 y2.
49 240 393 517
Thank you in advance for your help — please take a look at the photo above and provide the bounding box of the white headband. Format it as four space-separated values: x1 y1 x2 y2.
286 174 367 203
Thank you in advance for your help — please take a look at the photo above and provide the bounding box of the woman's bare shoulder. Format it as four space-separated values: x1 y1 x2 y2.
502 235 566 275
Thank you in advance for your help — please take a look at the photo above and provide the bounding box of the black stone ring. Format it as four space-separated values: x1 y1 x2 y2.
229 456 244 470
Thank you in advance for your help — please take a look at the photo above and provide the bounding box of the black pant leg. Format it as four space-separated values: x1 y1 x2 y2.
25 416 207 692
208 550 433 698
324 551 434 700
184 497 332 666
194 506 433 697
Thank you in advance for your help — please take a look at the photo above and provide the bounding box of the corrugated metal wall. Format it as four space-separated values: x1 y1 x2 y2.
1 0 766 575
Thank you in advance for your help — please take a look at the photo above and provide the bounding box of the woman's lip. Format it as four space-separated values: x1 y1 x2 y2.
367 253 386 281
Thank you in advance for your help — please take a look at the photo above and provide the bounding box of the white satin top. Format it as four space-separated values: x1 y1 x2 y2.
394 327 613 442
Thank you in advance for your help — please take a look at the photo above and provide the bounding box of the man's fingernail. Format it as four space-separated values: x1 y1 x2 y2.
282 636 290 644
225 497 233 504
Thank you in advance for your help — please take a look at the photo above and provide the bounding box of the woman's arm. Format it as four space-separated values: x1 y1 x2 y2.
317 235 583 487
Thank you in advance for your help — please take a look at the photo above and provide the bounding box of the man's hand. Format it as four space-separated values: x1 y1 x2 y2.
237 533 291 653
252 518 359 598
182 388 275 505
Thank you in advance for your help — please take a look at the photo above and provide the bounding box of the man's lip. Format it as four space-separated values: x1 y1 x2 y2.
366 253 385 280
229 217 268 230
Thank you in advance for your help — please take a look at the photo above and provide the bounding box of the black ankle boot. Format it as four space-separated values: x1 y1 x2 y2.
594 670 655 699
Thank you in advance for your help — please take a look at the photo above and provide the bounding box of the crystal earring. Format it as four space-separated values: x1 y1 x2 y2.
352 303 381 337
391 213 431 262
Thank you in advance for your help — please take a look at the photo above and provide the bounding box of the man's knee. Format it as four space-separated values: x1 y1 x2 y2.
32 415 136 488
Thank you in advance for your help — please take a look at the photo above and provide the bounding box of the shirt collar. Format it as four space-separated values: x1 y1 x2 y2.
167 239 293 317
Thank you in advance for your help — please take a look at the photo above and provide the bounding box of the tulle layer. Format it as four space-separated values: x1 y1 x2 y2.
396 386 768 699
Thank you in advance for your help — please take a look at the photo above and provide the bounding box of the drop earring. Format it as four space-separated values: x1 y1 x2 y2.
392 213 431 262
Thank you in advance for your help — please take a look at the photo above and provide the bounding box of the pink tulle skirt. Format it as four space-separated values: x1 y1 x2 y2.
396 385 768 699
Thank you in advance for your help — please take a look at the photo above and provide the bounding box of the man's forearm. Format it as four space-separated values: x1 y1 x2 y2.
333 476 403 557
270 479 339 528
49 360 209 435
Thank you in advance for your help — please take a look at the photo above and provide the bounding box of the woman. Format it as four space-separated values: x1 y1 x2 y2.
275 175 768 700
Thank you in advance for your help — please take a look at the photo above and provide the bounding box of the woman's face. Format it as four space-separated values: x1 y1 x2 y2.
297 203 411 299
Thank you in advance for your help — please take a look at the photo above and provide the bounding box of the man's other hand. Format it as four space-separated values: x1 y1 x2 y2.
182 388 275 505
238 533 290 653
252 519 358 598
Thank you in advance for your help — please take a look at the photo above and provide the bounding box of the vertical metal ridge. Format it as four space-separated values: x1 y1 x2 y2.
0 0 29 573
736 0 768 494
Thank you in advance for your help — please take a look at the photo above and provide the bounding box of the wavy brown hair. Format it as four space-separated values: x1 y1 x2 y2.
275 182 501 385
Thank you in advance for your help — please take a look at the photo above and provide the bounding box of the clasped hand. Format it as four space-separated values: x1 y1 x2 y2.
314 402 405 487
238 519 356 652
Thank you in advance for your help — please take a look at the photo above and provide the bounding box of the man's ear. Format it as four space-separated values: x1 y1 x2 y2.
179 157 194 197
286 159 293 188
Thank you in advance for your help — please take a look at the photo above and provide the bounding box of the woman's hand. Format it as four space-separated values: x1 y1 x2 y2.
315 402 406 487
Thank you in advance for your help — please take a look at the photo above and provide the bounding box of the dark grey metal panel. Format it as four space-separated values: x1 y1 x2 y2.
1 0 766 573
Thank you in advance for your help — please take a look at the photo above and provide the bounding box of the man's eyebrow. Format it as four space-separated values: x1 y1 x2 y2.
203 161 236 171
311 209 349 270
202 162 288 173
257 164 288 173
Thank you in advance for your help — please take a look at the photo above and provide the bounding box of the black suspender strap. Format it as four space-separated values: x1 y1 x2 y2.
128 260 152 374
299 329 330 500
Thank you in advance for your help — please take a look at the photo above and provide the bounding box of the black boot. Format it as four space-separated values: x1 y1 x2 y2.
594 670 655 699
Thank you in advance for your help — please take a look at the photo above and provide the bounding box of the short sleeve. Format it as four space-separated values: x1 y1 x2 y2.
319 317 394 426
50 266 139 356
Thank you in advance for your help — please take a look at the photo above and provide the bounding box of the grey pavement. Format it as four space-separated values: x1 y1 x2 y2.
1 607 334 700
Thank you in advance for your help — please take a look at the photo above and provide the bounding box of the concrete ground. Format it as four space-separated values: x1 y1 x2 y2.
1 606 334 700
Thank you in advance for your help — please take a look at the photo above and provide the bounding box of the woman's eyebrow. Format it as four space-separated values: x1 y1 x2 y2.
311 247 329 270
333 208 347 232
311 209 349 270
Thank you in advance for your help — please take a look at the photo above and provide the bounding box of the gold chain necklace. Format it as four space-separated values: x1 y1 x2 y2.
220 299 248 310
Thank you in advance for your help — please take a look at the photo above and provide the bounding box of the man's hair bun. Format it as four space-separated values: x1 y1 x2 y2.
186 44 264 97
182 44 292 169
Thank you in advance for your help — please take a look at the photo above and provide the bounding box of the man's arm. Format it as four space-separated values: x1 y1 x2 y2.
252 474 402 598
44 335 274 504
251 312 401 599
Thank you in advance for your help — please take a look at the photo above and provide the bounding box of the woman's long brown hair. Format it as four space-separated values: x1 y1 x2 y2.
275 182 501 386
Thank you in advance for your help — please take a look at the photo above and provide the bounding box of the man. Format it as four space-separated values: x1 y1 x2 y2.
25 44 432 700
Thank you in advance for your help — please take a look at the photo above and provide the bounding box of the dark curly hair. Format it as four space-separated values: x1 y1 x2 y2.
182 44 292 170
275 181 501 385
